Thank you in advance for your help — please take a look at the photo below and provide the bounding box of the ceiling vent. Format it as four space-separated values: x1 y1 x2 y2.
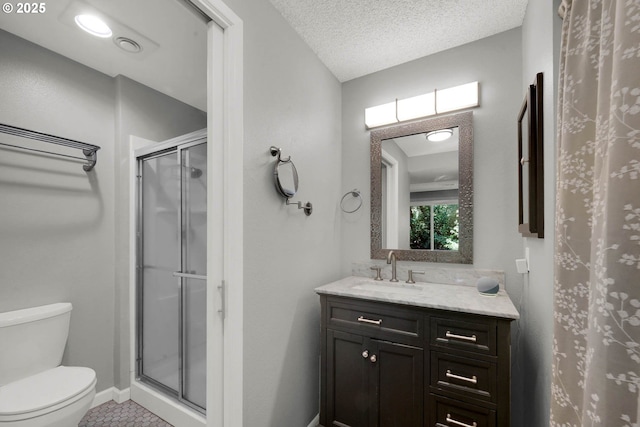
114 37 142 54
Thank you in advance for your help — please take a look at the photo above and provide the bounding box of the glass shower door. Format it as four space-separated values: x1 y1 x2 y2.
138 140 207 413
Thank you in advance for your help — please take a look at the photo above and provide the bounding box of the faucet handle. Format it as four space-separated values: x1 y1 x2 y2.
370 266 383 281
406 270 425 284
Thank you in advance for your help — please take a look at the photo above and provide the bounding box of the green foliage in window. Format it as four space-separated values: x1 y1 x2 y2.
410 204 459 251
410 205 431 249
434 204 459 250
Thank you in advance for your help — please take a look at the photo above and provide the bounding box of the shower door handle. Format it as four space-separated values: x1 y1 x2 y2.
173 271 207 280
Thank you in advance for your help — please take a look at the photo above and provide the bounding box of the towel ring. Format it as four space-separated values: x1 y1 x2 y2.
340 189 362 213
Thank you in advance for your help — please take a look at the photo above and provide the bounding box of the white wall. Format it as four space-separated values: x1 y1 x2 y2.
340 28 526 425
221 0 343 425
381 139 411 249
520 1 563 426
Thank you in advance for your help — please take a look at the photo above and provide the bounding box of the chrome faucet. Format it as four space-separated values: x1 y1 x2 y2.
386 251 398 282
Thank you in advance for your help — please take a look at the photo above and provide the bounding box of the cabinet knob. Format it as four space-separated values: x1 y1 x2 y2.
370 354 377 363
362 350 369 358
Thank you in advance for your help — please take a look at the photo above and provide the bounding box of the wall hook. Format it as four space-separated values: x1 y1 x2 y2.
270 145 291 162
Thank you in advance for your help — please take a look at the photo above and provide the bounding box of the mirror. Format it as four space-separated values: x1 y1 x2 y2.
370 111 473 263
518 72 544 238
274 160 299 198
269 146 312 215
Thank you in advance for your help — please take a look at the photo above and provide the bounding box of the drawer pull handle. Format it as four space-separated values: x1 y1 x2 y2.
362 350 369 358
446 370 478 384
446 414 477 427
357 316 382 325
445 331 477 342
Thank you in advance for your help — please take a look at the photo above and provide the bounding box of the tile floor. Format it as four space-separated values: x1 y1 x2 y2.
79 400 173 427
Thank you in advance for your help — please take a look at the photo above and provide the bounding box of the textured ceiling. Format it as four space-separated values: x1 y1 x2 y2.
269 0 529 82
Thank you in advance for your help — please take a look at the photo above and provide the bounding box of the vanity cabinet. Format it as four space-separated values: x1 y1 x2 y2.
319 295 514 427
322 298 424 427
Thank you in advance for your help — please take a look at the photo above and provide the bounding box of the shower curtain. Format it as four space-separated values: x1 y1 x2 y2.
551 0 640 426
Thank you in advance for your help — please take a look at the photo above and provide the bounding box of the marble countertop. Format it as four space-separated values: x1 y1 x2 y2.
315 276 520 320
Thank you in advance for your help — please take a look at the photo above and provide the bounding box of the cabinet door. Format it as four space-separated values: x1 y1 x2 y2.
327 330 370 427
372 340 423 427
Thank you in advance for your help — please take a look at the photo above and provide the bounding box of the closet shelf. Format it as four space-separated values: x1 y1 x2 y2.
0 123 101 171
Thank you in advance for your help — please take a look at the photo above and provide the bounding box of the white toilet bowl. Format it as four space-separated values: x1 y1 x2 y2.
0 366 96 427
0 304 97 427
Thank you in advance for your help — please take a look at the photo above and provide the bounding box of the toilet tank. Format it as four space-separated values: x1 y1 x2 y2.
0 302 72 387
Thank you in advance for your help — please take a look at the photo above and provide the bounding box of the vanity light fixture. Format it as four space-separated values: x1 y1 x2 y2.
364 101 398 128
436 81 480 113
397 92 436 122
426 129 453 142
364 81 479 129
74 14 112 38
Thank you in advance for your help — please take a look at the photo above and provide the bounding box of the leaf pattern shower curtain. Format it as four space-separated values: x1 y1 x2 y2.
551 0 640 426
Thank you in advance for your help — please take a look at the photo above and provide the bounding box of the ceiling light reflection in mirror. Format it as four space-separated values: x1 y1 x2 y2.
364 81 478 129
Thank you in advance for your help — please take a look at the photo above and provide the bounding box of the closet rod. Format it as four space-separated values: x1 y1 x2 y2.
0 123 101 171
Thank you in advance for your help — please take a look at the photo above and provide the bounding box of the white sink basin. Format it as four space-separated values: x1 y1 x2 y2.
352 281 426 295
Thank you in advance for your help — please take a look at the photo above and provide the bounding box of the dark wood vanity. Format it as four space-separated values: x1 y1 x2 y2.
317 280 517 427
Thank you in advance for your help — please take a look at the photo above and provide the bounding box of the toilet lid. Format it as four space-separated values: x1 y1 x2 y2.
0 366 96 416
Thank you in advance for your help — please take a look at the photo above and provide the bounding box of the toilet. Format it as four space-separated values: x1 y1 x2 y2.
0 303 97 427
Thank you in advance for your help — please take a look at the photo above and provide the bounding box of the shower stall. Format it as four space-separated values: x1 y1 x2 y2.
135 131 207 414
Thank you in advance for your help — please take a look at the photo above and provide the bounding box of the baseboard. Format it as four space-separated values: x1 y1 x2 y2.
91 386 131 408
307 414 319 427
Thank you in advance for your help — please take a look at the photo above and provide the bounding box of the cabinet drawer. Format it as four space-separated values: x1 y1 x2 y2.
430 394 495 427
327 298 423 344
430 352 496 404
430 315 497 356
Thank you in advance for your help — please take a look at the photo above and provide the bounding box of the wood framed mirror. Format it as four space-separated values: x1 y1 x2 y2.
518 72 544 238
370 111 473 263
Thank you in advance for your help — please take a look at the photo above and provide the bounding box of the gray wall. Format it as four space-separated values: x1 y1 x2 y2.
222 0 343 425
0 29 116 392
340 28 526 425
520 1 563 425
0 28 206 393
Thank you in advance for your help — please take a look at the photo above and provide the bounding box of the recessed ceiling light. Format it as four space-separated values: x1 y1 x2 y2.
75 14 112 38
426 129 453 142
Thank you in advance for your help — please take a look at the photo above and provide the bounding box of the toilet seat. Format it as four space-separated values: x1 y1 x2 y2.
0 366 96 422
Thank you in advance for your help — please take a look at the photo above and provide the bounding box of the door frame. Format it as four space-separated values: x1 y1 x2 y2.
194 2 244 425
381 148 399 249
129 0 243 425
